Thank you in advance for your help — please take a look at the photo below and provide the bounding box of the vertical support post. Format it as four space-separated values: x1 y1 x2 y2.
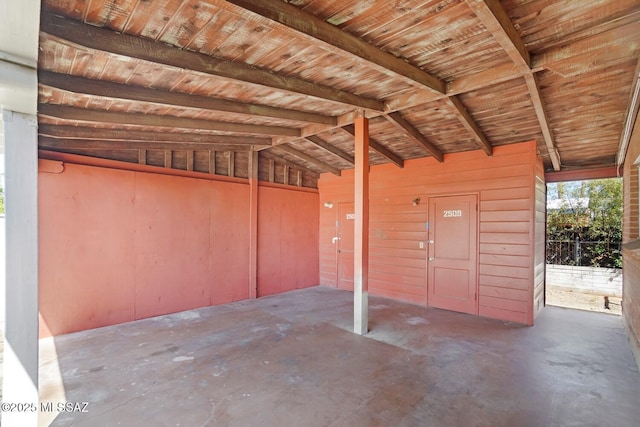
268 159 275 183
249 150 259 299
186 150 194 171
2 110 39 426
228 151 235 177
209 150 216 174
354 115 369 335
138 149 146 165
164 150 172 168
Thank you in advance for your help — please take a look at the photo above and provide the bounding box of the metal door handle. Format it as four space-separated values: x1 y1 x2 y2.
429 257 434 261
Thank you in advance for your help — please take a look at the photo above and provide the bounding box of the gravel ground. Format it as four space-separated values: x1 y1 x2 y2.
546 286 622 316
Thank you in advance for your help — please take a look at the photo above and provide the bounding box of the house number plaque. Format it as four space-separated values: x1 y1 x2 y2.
443 209 463 218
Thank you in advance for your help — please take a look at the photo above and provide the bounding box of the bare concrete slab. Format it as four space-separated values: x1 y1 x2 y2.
39 286 640 426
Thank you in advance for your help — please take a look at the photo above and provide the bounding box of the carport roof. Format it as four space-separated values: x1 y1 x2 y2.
38 0 640 180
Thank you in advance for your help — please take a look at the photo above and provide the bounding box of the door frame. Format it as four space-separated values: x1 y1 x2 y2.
425 192 480 314
335 202 355 290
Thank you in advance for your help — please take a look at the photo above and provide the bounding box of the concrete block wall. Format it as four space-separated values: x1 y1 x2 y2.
546 264 622 297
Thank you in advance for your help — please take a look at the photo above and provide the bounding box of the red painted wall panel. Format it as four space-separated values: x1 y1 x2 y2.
39 163 137 337
39 161 318 337
319 141 539 325
257 186 319 296
39 163 251 336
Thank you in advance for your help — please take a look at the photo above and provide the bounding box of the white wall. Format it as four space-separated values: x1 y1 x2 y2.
546 264 622 297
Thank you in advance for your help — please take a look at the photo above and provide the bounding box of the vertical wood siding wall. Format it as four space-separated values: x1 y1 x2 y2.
318 141 540 325
534 158 546 318
39 161 319 337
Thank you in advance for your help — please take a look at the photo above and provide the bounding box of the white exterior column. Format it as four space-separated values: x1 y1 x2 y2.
1 110 39 427
1 0 41 425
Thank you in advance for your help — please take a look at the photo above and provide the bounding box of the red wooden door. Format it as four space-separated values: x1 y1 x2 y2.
337 203 355 291
427 194 478 314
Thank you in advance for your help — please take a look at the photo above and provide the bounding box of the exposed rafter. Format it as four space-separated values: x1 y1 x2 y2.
384 112 444 162
304 135 355 165
38 124 271 146
40 13 384 112
466 0 560 170
225 0 445 94
276 144 342 176
342 124 404 168
39 71 338 126
444 97 493 156
531 19 640 76
524 73 561 171
38 104 300 136
465 0 530 71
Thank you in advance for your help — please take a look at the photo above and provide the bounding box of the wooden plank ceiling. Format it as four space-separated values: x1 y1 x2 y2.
38 0 640 187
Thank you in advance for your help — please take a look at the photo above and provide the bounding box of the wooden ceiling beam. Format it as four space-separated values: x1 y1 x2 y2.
342 124 404 168
38 136 254 152
444 97 492 156
384 112 444 162
225 0 446 95
531 19 640 74
524 73 561 171
38 104 300 137
40 13 384 112
304 135 355 165
465 0 530 71
275 144 342 176
38 124 271 146
39 71 337 126
448 17 640 97
466 0 560 170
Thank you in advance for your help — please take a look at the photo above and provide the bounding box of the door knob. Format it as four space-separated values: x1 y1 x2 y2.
428 257 434 261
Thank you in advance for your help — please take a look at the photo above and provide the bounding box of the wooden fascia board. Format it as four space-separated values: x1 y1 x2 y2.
38 136 254 152
444 96 492 156
304 135 355 164
545 166 620 183
276 144 342 176
39 71 337 126
341 124 404 168
38 124 272 146
225 0 445 95
384 112 444 162
40 13 384 112
38 104 301 137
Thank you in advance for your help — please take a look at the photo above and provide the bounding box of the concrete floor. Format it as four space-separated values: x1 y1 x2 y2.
39 286 640 427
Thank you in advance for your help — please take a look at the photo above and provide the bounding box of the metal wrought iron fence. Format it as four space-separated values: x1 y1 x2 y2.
546 239 622 268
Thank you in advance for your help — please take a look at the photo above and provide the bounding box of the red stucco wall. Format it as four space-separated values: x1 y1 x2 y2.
39 160 319 337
